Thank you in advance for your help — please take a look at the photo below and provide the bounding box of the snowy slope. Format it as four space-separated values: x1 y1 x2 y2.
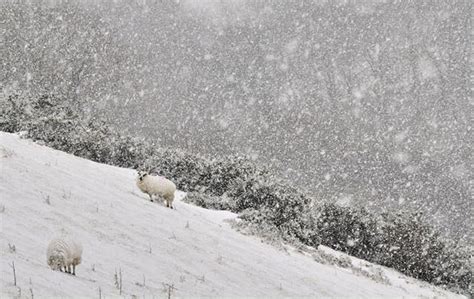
0 132 465 299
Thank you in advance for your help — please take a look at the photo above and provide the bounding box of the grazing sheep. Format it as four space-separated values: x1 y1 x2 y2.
136 171 176 209
47 238 82 275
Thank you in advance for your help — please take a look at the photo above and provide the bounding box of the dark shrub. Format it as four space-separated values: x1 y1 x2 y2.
314 204 472 294
316 203 379 260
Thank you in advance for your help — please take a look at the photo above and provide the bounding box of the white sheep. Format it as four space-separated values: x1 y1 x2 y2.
136 171 176 209
46 238 82 275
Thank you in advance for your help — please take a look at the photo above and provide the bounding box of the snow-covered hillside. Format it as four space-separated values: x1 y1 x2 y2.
0 132 465 298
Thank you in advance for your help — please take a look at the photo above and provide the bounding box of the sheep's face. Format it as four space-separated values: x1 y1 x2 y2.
137 171 149 181
48 255 64 270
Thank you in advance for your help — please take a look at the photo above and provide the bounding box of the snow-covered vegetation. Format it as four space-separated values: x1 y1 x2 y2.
1 0 472 297
0 132 468 298
1 93 472 296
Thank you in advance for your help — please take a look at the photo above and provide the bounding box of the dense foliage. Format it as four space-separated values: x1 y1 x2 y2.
1 93 471 296
315 203 472 294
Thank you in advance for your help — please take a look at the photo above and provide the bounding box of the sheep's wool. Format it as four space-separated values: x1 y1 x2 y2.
136 173 176 208
47 238 82 272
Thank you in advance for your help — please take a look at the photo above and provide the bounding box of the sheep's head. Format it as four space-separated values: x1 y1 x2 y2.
137 171 149 181
48 254 65 270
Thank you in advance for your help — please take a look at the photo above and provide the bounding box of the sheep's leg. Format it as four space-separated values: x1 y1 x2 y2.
170 194 175 209
164 195 174 209
148 193 154 202
72 264 76 276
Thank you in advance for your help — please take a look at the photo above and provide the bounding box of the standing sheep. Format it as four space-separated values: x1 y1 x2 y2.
136 171 176 209
47 238 82 275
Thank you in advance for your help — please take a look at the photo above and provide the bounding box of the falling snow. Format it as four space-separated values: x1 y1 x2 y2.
1 0 473 297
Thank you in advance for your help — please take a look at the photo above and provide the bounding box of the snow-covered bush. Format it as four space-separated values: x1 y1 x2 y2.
227 179 320 247
0 93 148 168
205 157 269 197
315 204 472 294
236 207 320 249
315 203 379 260
0 94 31 132
182 192 236 211
374 212 472 293
233 208 290 247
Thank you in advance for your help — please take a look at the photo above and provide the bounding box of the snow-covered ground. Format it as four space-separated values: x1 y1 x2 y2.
0 132 465 298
